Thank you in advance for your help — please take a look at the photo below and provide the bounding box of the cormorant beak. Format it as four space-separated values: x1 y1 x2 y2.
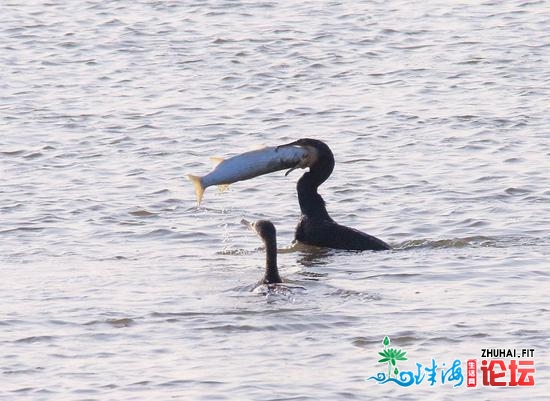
241 218 256 232
277 139 317 176
284 166 298 176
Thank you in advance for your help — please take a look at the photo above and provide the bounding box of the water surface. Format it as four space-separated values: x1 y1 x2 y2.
2 1 549 399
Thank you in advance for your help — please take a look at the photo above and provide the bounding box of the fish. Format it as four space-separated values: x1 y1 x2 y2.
187 144 310 205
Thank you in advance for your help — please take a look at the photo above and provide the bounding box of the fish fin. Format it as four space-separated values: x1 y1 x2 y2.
217 184 230 193
209 156 225 166
187 174 205 206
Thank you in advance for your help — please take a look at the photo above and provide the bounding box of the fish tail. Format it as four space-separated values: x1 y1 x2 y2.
187 174 205 206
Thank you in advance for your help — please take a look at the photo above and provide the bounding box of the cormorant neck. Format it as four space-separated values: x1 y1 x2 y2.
263 240 281 284
297 172 331 221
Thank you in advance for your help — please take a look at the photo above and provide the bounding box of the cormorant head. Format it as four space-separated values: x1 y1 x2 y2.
242 219 277 246
280 138 335 185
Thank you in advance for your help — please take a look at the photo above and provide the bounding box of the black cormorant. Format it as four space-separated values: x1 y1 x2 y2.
242 219 283 285
281 138 391 251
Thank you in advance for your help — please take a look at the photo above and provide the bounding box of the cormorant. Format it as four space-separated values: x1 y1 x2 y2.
281 138 391 251
241 219 283 285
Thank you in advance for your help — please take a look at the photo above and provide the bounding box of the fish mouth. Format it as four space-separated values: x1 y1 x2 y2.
277 139 319 176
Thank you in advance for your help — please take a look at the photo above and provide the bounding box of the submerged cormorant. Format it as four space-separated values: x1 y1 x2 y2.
281 139 391 251
242 219 282 285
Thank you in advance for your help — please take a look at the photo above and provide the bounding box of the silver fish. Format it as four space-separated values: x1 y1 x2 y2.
187 144 310 205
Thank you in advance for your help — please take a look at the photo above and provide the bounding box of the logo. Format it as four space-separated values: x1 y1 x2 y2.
366 336 536 388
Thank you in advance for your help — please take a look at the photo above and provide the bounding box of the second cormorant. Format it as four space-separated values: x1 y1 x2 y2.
241 219 283 286
281 138 391 251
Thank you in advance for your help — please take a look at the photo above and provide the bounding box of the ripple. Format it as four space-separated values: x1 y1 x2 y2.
137 228 188 239
15 335 56 344
198 320 354 333
83 318 136 328
1 150 25 156
129 209 158 217
505 187 532 196
105 318 135 328
3 367 45 375
327 288 382 301
0 226 46 235
397 236 504 249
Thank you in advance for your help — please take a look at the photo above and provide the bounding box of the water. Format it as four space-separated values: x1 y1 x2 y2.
2 1 549 399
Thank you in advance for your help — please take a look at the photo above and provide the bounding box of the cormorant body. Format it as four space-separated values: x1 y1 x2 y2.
284 139 391 251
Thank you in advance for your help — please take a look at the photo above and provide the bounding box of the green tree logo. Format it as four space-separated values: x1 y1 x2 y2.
378 336 408 378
